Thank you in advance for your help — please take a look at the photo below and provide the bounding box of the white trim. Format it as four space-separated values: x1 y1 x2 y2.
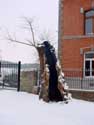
69 88 94 92
63 35 94 40
84 51 94 78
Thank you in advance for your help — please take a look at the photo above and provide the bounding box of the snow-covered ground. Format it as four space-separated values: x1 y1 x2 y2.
0 90 94 125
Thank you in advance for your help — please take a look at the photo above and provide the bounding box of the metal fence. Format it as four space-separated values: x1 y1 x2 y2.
63 69 94 90
0 61 21 91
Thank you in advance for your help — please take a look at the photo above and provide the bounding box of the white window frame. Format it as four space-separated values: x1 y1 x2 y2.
85 9 94 35
84 52 94 78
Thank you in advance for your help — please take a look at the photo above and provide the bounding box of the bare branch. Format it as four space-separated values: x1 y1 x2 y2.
39 29 52 42
7 37 33 47
5 25 37 47
22 17 36 46
6 31 33 47
25 39 37 47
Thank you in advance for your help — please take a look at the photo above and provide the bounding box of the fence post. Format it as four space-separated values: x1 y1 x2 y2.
0 61 1 77
17 61 21 91
81 68 83 89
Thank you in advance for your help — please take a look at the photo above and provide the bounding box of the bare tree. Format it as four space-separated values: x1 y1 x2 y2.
6 17 38 47
6 17 58 74
6 17 46 73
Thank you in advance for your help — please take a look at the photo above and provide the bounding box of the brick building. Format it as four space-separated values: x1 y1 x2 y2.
58 0 94 78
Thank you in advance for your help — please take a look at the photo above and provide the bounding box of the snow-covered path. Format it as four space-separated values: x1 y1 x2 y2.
0 90 94 125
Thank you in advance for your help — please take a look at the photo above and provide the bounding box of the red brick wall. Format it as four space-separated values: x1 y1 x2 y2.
59 0 94 69
62 37 94 69
63 0 93 35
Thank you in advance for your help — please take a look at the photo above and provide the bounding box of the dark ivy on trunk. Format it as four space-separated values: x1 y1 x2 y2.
43 41 63 101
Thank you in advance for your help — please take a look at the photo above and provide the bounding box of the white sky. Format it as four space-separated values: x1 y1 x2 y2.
0 0 59 63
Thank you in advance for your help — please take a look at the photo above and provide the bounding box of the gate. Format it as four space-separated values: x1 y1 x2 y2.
0 61 21 91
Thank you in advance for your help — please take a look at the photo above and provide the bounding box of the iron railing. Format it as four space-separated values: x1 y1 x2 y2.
63 69 94 90
0 61 21 91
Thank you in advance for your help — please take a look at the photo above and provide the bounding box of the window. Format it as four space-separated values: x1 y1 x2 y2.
85 10 94 34
84 52 94 77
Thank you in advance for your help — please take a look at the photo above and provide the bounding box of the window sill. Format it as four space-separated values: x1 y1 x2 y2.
63 34 94 40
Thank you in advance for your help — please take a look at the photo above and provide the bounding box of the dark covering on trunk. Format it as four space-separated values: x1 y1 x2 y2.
43 41 63 101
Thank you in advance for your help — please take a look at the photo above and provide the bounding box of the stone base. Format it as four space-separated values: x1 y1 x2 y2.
69 89 94 101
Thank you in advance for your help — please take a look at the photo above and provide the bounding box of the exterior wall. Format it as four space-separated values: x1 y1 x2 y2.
58 0 94 70
58 0 94 101
69 89 94 101
58 0 64 65
63 0 92 35
62 37 94 69
20 71 38 94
